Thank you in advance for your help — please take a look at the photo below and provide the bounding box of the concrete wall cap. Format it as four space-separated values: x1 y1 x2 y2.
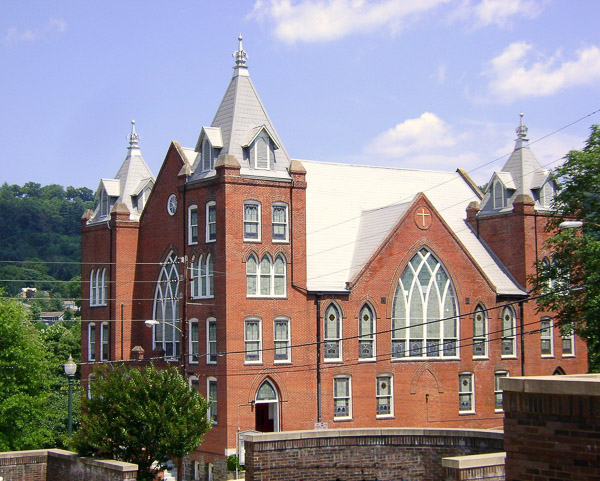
502 374 600 397
442 452 506 469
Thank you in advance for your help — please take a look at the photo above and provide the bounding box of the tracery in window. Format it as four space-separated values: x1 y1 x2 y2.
244 202 261 241
501 306 516 357
152 252 180 358
324 303 342 361
191 255 214 298
246 254 286 297
358 304 375 360
473 304 488 358
391 248 458 359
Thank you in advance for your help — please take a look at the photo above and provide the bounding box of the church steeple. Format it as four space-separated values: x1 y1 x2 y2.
233 34 249 77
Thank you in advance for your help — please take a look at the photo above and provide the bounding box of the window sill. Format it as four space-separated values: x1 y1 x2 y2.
243 239 262 243
494 409 504 413
206 361 217 365
188 241 198 246
376 414 394 420
324 358 343 363
562 354 575 358
459 411 476 416
244 361 263 365
390 356 460 362
501 355 517 360
358 358 376 363
333 417 353 422
473 356 489 360
274 360 292 364
205 239 216 243
541 354 554 358
272 239 289 244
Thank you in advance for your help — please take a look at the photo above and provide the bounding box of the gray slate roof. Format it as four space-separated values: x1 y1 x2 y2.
303 160 525 296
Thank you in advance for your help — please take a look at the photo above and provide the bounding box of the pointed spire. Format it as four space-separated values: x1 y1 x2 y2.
232 34 249 77
515 112 529 142
127 120 140 150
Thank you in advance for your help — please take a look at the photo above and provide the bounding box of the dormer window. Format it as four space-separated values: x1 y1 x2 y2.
202 138 214 172
493 180 505 209
251 132 274 170
539 181 555 207
99 190 110 217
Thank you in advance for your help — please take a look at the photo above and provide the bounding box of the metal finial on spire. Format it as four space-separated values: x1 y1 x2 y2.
128 120 140 149
515 112 528 140
233 34 248 69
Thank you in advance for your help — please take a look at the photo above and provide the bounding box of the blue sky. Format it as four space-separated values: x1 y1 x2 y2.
2 0 599 189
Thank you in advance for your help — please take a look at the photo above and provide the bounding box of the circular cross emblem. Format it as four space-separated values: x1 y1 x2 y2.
414 206 432 230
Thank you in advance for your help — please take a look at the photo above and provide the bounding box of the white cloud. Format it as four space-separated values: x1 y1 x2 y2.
432 63 446 84
365 112 459 158
4 17 67 47
454 0 544 28
484 42 600 102
250 0 449 44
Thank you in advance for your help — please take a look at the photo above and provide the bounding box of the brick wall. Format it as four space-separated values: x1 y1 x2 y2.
0 449 137 481
502 374 600 481
243 428 503 481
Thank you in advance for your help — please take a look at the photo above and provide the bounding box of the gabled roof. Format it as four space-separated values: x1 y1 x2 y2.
89 121 155 223
480 114 552 213
188 36 291 182
303 160 524 296
196 127 224 150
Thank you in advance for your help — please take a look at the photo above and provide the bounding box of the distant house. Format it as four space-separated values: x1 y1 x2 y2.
81 37 588 480
39 312 64 325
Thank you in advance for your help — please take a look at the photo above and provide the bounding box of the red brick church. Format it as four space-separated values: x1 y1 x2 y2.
81 37 587 479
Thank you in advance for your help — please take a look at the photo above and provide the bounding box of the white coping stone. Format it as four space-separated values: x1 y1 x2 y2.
441 452 506 469
241 428 503 443
502 374 600 397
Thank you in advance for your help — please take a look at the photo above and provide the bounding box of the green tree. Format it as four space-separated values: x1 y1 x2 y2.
74 364 212 481
0 297 53 450
533 125 600 371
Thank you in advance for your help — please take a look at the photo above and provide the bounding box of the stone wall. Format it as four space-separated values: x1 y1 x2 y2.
502 374 600 481
0 449 137 481
443 452 505 481
243 428 503 481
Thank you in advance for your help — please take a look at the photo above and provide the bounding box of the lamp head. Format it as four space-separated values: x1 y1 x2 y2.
64 355 77 376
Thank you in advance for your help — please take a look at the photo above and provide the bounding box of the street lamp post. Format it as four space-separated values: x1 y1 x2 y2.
63 355 77 436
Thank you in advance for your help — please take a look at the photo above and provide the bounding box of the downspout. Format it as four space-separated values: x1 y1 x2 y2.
109 217 113 361
316 293 322 422
519 301 525 376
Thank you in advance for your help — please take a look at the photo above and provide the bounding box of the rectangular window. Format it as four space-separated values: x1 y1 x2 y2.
541 318 553 356
334 376 351 419
88 323 96 361
459 372 474 413
206 202 216 242
243 202 261 241
90 270 97 307
191 259 200 298
272 204 288 242
208 378 217 424
189 206 198 245
189 320 199 363
100 322 109 361
562 330 575 356
274 318 290 362
244 318 262 363
376 375 393 417
207 319 217 364
494 371 508 412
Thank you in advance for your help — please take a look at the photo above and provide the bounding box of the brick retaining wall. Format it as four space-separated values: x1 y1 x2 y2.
0 449 137 481
243 428 503 481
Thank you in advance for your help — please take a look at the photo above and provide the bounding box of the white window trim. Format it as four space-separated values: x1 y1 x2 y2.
376 374 394 419
458 372 475 414
540 317 554 357
243 201 261 242
271 203 289 243
244 317 262 364
188 375 199 390
206 201 216 243
358 304 376 362
324 304 342 363
252 134 271 170
501 306 517 359
562 330 575 357
189 319 199 364
90 269 97 307
207 377 217 425
206 317 217 365
246 254 287 298
494 371 508 413
202 138 213 172
100 321 109 361
473 305 488 359
333 375 352 420
188 205 198 245
274 317 291 363
88 322 96 362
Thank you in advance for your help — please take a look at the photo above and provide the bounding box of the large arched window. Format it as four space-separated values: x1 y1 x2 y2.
391 248 458 359
152 252 180 358
191 255 214 298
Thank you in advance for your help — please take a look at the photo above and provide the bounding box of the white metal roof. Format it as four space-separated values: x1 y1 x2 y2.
302 160 525 296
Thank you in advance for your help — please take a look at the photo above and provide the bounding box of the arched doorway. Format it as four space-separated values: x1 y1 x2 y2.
255 379 279 432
